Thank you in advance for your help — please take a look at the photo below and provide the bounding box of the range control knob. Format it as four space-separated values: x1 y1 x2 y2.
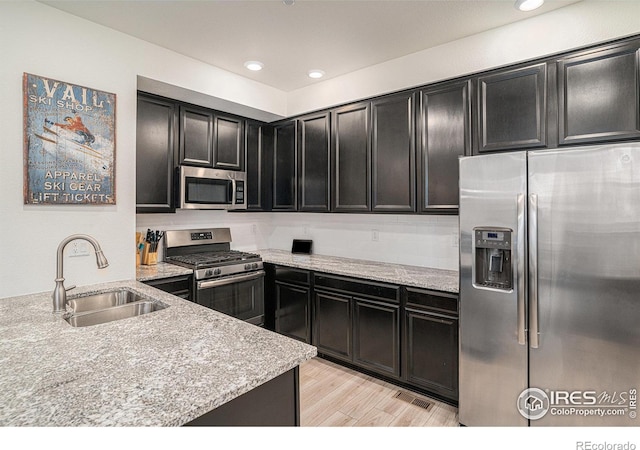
214 268 222 275
252 263 258 269
244 264 251 270
205 269 213 277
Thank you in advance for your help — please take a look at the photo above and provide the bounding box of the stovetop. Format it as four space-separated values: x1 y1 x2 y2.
166 250 261 269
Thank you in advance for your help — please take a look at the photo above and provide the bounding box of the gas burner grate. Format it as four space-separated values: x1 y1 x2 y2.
166 250 261 267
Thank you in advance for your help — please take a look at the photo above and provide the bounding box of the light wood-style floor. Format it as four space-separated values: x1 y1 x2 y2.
299 357 459 427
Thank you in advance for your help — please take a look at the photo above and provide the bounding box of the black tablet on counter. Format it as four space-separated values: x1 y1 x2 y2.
291 239 313 255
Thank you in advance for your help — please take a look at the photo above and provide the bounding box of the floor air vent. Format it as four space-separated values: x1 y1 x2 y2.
394 391 434 411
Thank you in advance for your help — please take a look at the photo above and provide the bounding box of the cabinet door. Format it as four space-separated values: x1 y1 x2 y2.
371 93 416 212
214 114 245 170
477 63 547 153
558 41 640 145
332 102 371 212
418 80 471 213
179 104 214 166
298 113 330 211
405 308 459 401
246 120 269 210
275 282 311 343
136 93 178 213
272 121 297 210
353 298 400 378
314 290 351 362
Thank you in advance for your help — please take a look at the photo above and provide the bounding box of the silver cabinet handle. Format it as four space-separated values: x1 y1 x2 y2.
516 193 527 346
197 270 265 290
528 194 540 349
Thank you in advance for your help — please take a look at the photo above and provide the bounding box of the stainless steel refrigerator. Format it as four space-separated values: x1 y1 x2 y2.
459 143 640 426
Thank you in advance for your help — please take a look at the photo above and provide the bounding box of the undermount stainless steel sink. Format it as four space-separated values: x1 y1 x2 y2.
64 289 168 327
67 289 147 313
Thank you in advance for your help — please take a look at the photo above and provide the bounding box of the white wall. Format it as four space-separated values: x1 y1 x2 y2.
286 1 640 116
137 212 459 271
0 1 285 298
266 213 459 270
3 1 640 298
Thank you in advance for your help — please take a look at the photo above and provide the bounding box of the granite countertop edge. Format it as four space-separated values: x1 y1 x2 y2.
255 249 460 294
136 250 460 294
0 280 316 427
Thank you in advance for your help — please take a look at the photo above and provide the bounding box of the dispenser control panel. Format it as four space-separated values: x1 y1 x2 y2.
474 227 513 291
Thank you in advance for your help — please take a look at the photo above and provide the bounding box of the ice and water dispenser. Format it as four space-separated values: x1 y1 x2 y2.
473 228 513 291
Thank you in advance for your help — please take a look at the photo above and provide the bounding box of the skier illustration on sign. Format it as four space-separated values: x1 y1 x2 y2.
51 113 96 145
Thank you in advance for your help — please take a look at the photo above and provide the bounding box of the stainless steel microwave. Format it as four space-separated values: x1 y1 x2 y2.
178 166 246 210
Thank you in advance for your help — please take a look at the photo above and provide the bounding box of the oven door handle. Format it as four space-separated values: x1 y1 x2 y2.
197 270 265 290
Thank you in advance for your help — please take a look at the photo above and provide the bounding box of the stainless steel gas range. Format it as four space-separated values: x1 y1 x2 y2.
163 228 264 326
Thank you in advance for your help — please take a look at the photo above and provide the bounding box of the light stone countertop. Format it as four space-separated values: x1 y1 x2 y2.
256 249 459 294
136 262 193 282
0 280 316 426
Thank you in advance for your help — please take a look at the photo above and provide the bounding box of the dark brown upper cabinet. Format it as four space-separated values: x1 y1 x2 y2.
213 114 245 171
179 104 214 166
476 63 547 153
371 92 416 212
272 120 297 210
418 80 472 213
136 93 178 213
297 113 330 212
331 102 371 212
557 41 640 145
246 120 272 211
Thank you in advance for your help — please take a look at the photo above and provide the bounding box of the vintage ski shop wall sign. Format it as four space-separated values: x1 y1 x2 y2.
23 73 116 205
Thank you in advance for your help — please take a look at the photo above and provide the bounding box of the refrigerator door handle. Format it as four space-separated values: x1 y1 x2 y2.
516 193 527 346
529 193 540 349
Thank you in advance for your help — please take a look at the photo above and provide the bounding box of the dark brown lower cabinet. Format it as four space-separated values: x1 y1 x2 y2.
353 297 400 378
404 288 459 402
184 367 299 426
313 274 401 379
314 289 352 361
143 275 192 301
275 281 311 343
267 265 459 403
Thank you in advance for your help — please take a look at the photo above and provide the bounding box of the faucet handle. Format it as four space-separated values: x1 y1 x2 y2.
66 285 76 292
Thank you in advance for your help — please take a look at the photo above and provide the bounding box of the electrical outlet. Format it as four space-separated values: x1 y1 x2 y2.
372 230 379 242
303 225 310 236
69 241 90 257
251 224 257 234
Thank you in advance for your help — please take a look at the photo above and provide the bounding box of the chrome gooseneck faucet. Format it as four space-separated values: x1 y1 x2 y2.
52 234 109 313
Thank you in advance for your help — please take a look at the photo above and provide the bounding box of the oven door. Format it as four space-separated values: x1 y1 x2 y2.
196 271 265 326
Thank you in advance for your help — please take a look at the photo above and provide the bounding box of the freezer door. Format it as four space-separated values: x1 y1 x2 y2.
528 144 640 426
459 151 528 426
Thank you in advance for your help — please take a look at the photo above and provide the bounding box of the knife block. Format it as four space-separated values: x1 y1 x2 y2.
141 243 157 265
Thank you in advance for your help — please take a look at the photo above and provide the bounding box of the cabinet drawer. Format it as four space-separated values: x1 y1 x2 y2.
405 287 458 316
274 266 310 286
314 273 399 303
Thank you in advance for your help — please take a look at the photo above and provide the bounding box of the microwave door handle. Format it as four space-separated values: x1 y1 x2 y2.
231 178 237 206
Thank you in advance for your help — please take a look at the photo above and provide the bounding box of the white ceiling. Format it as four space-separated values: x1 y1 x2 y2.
41 0 582 92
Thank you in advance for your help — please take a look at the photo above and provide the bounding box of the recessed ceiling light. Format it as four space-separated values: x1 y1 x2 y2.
283 0 295 5
515 0 544 11
308 70 325 79
244 61 264 71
